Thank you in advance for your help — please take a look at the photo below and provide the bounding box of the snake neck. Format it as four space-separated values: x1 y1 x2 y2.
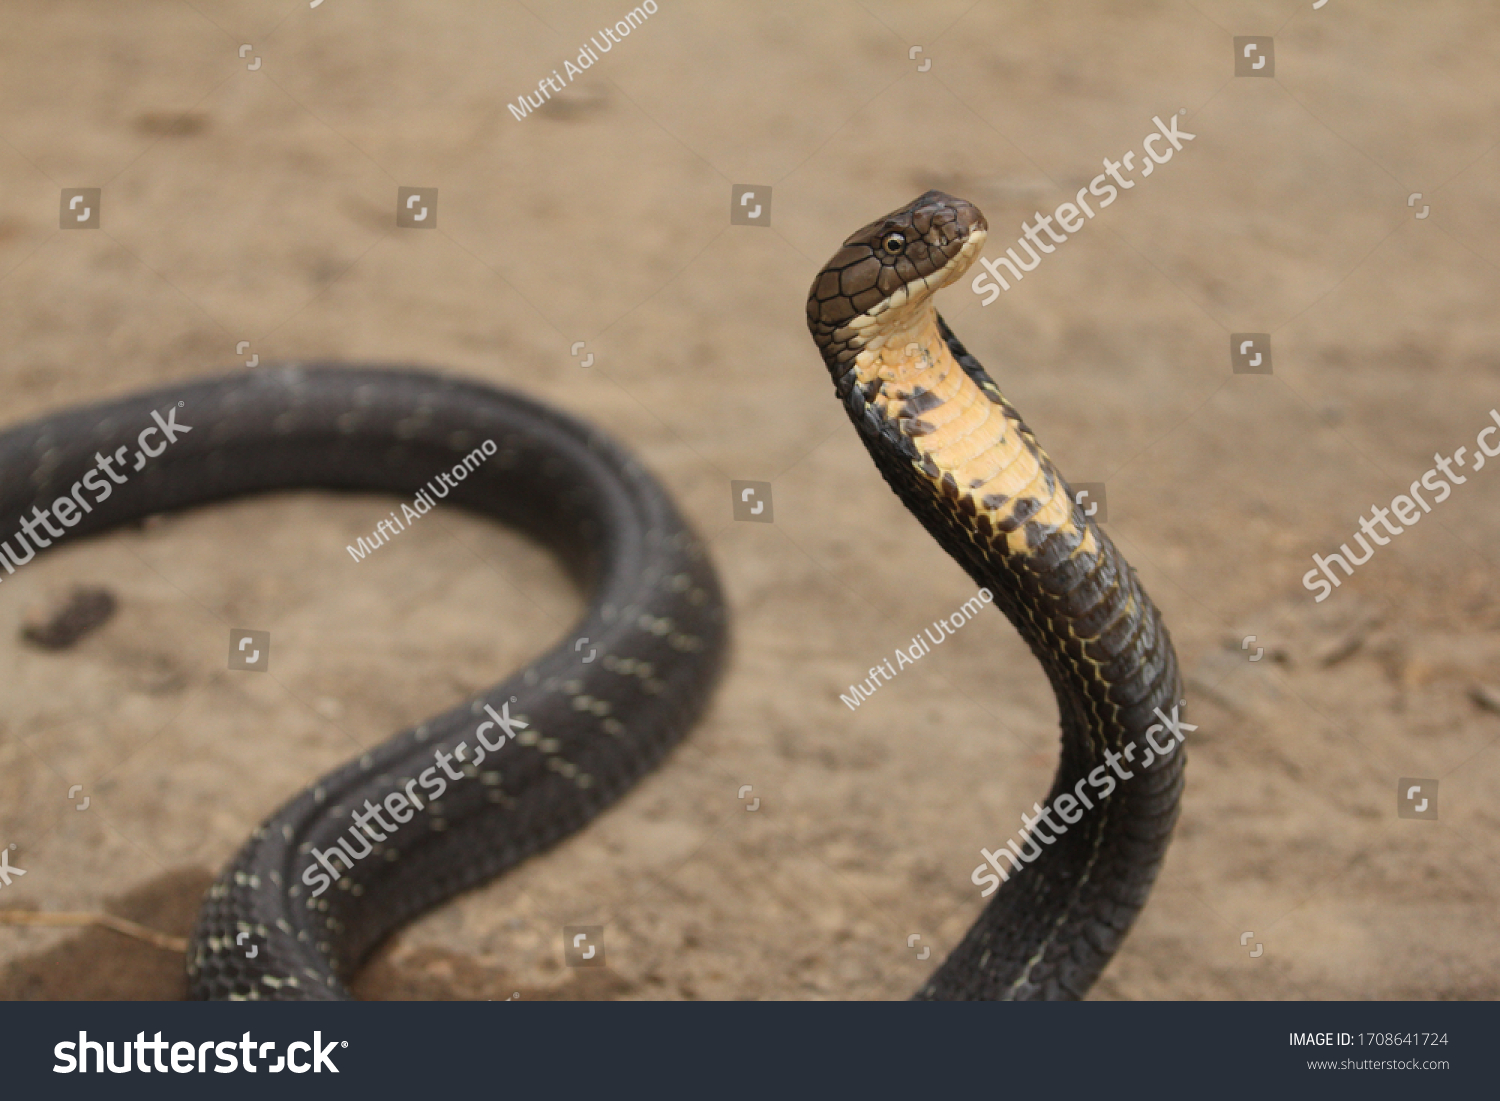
829 313 1184 1000
840 308 1099 565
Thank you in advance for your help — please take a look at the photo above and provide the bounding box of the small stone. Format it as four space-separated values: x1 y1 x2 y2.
1469 684 1500 715
21 586 117 650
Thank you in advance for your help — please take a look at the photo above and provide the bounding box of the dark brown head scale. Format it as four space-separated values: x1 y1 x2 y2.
806 190 987 369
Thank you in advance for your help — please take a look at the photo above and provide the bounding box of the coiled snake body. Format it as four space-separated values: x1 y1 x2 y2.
0 367 726 999
7 190 1180 1001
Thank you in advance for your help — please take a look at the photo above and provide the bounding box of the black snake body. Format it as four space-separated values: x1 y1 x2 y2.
0 365 726 999
7 190 1181 1001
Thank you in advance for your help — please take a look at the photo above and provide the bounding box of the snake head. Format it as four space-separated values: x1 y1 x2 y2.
807 190 987 372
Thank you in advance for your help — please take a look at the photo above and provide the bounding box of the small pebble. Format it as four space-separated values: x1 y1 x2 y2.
21 586 118 650
1469 684 1500 715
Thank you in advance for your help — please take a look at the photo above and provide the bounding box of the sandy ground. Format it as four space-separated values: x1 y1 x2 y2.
1 0 1498 1001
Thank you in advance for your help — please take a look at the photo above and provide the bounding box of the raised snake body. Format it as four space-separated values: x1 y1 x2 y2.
807 191 1184 998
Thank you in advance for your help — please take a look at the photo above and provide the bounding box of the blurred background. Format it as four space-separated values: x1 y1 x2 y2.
0 0 1497 999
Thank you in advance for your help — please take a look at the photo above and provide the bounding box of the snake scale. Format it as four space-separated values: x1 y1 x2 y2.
5 190 1180 1000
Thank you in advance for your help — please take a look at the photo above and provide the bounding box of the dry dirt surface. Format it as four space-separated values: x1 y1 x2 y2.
1 0 1498 1002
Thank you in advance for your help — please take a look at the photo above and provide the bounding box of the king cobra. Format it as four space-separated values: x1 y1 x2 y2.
807 190 1184 999
4 190 1179 1002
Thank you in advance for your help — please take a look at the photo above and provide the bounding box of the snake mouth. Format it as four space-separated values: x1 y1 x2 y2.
807 190 988 340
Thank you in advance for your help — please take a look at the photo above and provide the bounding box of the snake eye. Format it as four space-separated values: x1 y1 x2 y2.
880 232 907 255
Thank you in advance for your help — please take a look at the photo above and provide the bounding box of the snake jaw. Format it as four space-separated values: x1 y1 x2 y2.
933 224 987 290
